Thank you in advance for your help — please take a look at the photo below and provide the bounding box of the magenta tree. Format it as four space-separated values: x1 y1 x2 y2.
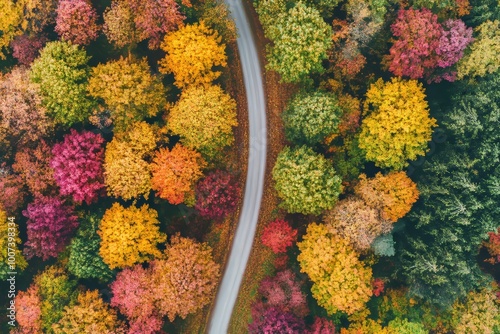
10 35 47 65
50 129 105 205
23 197 78 260
195 170 240 220
55 0 100 45
387 8 473 81
248 306 306 334
308 317 336 334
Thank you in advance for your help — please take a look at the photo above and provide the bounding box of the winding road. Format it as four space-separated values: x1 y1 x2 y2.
207 0 267 332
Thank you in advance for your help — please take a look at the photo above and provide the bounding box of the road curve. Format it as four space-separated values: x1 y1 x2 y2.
207 0 267 332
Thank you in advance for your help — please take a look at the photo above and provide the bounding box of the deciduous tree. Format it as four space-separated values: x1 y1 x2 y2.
297 223 373 315
359 78 437 170
0 209 28 280
282 91 342 145
309 317 336 334
0 66 53 147
0 168 25 213
248 306 306 334
324 197 392 251
55 0 100 45
261 219 297 254
167 84 237 159
13 286 42 334
159 21 227 88
88 57 167 131
355 172 419 222
13 140 57 197
103 0 139 48
272 146 342 215
51 129 105 204
151 144 206 205
98 203 166 269
23 197 78 260
452 289 500 334
30 41 95 126
195 170 240 220
11 34 47 65
53 290 124 334
483 227 500 264
265 2 332 83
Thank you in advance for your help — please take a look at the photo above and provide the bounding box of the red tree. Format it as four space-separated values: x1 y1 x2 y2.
23 197 78 260
13 140 57 198
55 0 100 45
127 0 185 49
484 227 500 264
51 129 105 204
0 166 25 213
372 278 385 297
261 219 298 254
248 306 305 334
309 317 336 334
11 35 47 65
257 269 309 317
195 170 240 220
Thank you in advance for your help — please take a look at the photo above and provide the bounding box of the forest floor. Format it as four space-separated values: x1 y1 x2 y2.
227 1 297 331
174 38 250 334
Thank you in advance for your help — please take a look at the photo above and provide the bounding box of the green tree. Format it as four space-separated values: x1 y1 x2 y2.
88 57 167 131
398 72 500 307
30 41 95 126
282 91 342 145
67 213 114 282
265 2 332 83
272 146 342 215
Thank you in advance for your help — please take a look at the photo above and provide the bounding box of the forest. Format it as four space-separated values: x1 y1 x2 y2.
0 0 499 333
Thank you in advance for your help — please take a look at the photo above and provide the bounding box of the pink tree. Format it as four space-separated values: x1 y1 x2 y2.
127 0 185 49
23 197 78 260
388 8 442 79
10 35 47 65
261 219 298 254
195 170 240 220
248 306 305 334
13 140 57 198
50 129 105 204
12 286 42 334
110 265 162 334
388 9 473 82
55 0 100 45
257 269 309 317
0 166 25 213
309 317 336 334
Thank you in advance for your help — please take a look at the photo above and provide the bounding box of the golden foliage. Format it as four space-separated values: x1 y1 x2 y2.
0 209 28 275
355 172 419 222
159 21 227 88
150 143 206 205
452 288 500 334
359 78 437 170
98 203 166 269
53 290 125 333
297 223 373 315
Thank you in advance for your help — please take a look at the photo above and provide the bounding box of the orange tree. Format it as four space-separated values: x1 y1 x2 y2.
358 78 437 170
297 223 373 315
166 84 237 159
97 203 166 269
355 172 419 222
150 143 206 205
159 21 227 88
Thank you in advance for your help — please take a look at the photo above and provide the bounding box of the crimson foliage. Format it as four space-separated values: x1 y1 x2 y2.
248 306 305 334
23 197 78 260
194 170 240 220
261 219 297 254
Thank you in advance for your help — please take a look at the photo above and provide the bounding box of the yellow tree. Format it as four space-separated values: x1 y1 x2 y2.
359 78 437 170
0 0 23 59
167 84 237 159
53 290 125 334
104 122 157 200
88 57 167 131
355 172 419 222
98 203 166 269
159 21 227 88
0 209 28 280
297 223 373 315
452 288 500 334
150 144 206 205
